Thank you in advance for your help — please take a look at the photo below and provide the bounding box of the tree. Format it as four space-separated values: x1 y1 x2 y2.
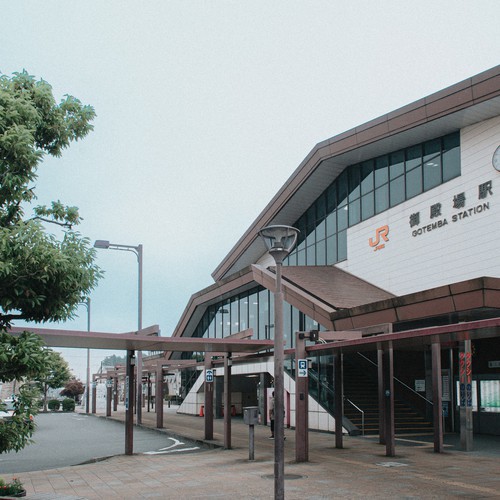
60 377 85 402
100 354 126 367
0 70 100 453
36 351 71 411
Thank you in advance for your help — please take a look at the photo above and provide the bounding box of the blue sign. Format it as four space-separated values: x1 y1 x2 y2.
298 359 308 378
206 369 214 383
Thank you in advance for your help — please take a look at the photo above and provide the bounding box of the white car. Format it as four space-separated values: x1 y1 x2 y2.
0 399 16 420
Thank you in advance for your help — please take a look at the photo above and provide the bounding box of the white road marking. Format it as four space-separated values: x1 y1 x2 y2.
143 437 200 455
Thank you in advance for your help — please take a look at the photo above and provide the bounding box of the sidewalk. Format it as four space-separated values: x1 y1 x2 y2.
7 403 500 499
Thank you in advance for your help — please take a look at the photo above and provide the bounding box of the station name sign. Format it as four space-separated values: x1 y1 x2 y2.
409 180 494 238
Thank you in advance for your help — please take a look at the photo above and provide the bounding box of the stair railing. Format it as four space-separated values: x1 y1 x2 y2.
356 352 433 405
344 397 365 435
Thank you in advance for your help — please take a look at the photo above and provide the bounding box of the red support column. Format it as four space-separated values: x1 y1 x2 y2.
382 342 395 457
334 349 343 449
204 357 214 440
295 332 308 462
156 360 164 429
223 354 232 449
431 337 444 452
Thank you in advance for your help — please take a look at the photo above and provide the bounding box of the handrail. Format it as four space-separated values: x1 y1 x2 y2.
356 352 433 406
344 398 364 435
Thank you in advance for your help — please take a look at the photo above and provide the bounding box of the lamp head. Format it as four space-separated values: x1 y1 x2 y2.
258 225 299 263
94 240 111 249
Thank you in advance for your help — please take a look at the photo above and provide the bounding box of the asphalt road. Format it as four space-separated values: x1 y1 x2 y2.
0 412 205 474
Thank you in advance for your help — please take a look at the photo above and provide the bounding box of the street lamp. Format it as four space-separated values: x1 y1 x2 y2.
94 240 144 425
78 298 91 414
258 225 299 500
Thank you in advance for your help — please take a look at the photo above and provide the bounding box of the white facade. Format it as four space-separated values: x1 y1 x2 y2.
340 115 500 295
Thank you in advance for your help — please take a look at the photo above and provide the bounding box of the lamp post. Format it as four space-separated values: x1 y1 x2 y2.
79 298 91 414
94 240 144 425
258 225 299 500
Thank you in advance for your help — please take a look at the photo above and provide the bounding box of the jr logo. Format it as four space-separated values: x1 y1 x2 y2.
369 225 389 251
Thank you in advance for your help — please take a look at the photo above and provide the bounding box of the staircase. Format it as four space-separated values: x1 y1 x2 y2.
342 357 434 435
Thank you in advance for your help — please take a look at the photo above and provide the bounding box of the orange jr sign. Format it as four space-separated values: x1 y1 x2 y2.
369 225 389 251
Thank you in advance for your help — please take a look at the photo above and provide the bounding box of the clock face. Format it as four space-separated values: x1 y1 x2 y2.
493 145 500 172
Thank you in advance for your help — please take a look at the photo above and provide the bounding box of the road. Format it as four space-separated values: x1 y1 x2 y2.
0 412 205 474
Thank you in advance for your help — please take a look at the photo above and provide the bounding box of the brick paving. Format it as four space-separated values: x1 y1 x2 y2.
4 404 500 499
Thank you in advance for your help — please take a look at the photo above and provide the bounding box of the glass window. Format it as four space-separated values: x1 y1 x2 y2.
230 298 239 334
326 183 337 213
316 193 326 220
316 218 326 242
389 150 405 179
297 249 306 265
348 165 360 201
406 165 422 199
326 210 337 237
360 160 374 195
406 144 422 172
361 190 374 220
423 138 442 191
443 132 460 182
239 294 248 331
349 198 361 226
306 243 315 265
390 175 405 207
375 184 389 214
337 203 348 231
337 230 347 261
316 239 326 265
306 205 316 233
375 156 389 188
326 235 337 264
249 291 258 337
258 289 269 339
337 171 348 205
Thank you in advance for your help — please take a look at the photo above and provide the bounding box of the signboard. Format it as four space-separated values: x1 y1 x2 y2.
415 379 425 392
205 369 214 383
297 359 308 378
106 379 113 389
488 360 500 369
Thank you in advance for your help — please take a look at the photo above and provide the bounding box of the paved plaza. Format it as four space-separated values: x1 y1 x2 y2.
4 405 500 499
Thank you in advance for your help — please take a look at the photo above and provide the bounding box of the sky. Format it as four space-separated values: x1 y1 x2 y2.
2 1 499 380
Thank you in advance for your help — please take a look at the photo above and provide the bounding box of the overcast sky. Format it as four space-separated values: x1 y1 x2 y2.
2 1 499 379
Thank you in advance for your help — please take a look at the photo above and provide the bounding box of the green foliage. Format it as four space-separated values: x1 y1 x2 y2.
0 70 101 328
0 477 24 496
0 331 50 382
100 354 126 367
0 385 38 453
0 70 99 454
47 399 60 411
62 398 75 412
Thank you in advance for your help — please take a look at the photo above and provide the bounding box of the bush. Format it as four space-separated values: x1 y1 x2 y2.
62 398 75 412
48 399 60 411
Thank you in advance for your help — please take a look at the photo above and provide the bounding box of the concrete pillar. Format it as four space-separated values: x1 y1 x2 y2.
431 338 444 453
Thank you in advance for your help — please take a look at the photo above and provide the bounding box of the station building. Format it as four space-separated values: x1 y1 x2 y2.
165 65 500 439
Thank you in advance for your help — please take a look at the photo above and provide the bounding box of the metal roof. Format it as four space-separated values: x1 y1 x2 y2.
7 326 273 354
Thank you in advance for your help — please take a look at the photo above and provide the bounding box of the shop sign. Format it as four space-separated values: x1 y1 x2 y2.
409 180 494 238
